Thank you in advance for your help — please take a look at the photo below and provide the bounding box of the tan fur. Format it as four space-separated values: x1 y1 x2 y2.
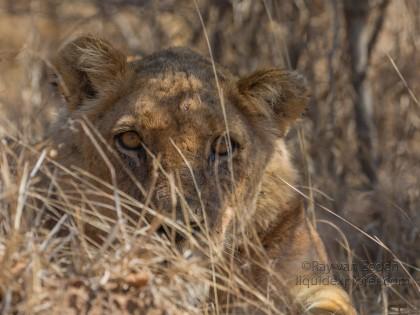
44 36 356 314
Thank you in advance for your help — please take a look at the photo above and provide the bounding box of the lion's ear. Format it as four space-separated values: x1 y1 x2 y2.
237 69 309 135
51 36 128 111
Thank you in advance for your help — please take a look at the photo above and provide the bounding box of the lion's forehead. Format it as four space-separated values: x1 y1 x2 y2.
135 73 211 110
114 73 229 131
144 71 204 92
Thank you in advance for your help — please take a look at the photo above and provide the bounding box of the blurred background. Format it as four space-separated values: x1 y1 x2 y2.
0 0 419 313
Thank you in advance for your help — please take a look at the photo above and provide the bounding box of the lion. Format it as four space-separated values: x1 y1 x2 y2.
41 36 356 314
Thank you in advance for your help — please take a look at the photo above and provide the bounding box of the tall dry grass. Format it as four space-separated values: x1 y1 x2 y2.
0 0 419 314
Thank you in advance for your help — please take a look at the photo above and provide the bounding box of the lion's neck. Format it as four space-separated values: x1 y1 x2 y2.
254 140 301 235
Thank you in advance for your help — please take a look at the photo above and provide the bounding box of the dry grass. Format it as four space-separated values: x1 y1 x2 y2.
0 0 419 314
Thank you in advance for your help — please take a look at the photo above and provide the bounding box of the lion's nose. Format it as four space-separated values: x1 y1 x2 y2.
156 218 203 243
156 225 186 243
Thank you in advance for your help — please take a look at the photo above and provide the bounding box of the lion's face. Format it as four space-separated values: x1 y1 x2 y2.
92 68 273 241
51 37 308 246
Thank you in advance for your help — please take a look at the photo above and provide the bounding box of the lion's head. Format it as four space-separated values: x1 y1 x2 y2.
49 36 308 248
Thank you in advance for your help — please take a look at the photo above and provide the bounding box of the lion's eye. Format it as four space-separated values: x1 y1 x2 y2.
116 131 142 150
210 135 240 161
